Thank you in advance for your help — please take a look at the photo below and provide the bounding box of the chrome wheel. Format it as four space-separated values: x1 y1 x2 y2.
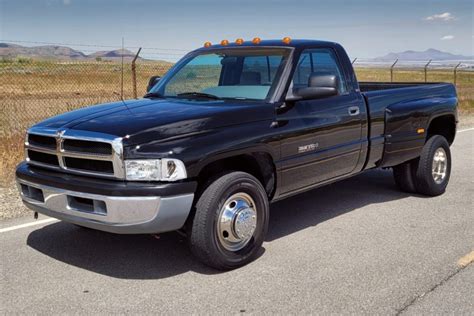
217 192 257 252
432 147 448 184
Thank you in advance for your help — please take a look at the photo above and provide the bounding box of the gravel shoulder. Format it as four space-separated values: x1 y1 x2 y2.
0 185 27 220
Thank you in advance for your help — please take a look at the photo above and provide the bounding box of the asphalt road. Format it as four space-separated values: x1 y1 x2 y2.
1 129 473 315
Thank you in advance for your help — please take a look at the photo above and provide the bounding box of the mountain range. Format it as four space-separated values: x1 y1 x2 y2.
0 43 139 60
1 43 472 62
374 48 472 61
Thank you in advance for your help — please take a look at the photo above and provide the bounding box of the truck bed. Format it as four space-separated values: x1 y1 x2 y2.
359 81 443 92
359 81 457 169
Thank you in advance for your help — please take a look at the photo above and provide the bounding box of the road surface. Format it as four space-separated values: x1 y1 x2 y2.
1 129 473 314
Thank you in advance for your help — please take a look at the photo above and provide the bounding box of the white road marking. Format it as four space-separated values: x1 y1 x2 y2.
0 218 58 233
1 127 472 234
457 250 474 267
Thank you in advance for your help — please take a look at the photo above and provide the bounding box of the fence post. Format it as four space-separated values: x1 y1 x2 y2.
131 47 142 99
424 59 432 83
351 57 357 65
120 37 124 100
454 62 462 86
390 59 398 82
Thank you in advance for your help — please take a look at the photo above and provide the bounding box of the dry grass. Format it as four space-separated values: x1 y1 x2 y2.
0 61 473 187
355 68 474 114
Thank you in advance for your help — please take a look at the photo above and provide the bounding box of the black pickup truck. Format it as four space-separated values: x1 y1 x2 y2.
16 39 458 269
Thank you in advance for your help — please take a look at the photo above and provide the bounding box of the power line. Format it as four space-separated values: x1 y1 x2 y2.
0 39 189 52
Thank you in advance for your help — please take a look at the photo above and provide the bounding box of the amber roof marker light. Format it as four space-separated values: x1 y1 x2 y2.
235 38 244 45
252 37 261 44
220 39 229 46
203 41 212 48
282 37 292 44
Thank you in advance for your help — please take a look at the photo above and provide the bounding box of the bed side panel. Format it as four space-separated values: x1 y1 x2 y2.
364 83 457 168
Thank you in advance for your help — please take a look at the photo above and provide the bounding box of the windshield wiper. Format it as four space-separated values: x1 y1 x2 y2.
176 92 222 100
143 92 165 98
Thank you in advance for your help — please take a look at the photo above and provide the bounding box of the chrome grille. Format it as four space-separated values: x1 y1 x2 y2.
63 139 112 155
28 134 57 149
25 127 125 179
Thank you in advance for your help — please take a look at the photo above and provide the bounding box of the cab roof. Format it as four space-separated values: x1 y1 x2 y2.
195 39 339 51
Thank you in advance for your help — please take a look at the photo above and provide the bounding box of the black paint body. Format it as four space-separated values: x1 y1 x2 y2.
19 40 458 201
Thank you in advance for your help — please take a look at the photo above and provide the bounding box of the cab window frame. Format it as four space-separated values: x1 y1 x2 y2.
291 47 350 96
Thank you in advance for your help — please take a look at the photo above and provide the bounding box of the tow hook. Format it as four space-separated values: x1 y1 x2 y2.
34 211 38 219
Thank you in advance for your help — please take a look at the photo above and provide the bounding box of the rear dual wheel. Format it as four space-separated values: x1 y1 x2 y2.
393 135 451 196
188 171 269 270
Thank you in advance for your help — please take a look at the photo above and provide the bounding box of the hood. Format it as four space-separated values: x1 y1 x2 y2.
33 98 275 145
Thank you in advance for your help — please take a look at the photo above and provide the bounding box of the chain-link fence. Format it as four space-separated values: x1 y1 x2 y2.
1 54 473 186
0 58 175 185
0 59 173 137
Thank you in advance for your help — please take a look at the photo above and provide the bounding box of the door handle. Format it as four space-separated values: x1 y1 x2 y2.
348 106 360 116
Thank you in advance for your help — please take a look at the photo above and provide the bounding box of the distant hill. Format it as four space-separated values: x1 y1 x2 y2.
374 49 473 61
88 49 138 60
0 43 87 59
0 43 142 61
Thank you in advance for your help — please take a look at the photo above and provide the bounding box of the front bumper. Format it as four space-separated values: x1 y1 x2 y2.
16 163 196 234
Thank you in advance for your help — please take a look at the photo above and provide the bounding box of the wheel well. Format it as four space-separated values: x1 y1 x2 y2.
427 115 456 145
196 153 276 199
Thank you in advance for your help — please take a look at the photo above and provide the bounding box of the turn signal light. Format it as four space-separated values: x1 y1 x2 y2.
235 38 244 45
252 37 261 44
203 41 212 48
417 128 425 134
282 36 291 44
220 39 229 46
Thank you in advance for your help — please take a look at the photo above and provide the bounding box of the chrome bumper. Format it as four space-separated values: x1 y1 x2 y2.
16 179 194 234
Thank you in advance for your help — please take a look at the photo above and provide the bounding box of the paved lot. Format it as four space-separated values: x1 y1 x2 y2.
1 129 473 314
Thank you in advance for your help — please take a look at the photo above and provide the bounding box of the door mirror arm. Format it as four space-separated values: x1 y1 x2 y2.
276 101 295 115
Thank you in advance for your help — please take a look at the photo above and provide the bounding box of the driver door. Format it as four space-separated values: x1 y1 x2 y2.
277 48 365 194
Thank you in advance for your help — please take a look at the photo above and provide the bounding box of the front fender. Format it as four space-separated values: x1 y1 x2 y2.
124 119 279 178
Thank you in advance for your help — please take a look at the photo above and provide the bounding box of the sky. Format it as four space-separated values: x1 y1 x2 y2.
0 0 473 61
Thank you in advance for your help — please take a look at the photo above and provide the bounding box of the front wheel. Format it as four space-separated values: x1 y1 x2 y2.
188 171 269 270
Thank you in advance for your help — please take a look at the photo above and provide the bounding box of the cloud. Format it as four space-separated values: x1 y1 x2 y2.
441 35 454 40
425 12 455 21
63 0 71 5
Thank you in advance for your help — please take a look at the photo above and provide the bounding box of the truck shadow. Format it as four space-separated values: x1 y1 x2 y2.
27 169 410 279
266 169 410 241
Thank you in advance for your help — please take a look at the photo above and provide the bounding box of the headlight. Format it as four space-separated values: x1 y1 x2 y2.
125 159 187 181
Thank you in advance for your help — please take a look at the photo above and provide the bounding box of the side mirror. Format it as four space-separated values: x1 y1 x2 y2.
287 74 339 101
147 76 161 92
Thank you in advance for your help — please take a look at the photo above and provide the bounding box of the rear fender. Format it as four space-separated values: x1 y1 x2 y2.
380 95 457 167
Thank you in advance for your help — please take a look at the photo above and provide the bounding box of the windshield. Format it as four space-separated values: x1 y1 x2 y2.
149 48 290 101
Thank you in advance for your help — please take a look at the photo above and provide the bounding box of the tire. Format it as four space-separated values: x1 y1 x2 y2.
393 160 417 193
412 135 452 196
189 171 269 270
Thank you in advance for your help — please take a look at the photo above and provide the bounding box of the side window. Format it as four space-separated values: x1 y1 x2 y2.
242 56 283 85
292 48 347 94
